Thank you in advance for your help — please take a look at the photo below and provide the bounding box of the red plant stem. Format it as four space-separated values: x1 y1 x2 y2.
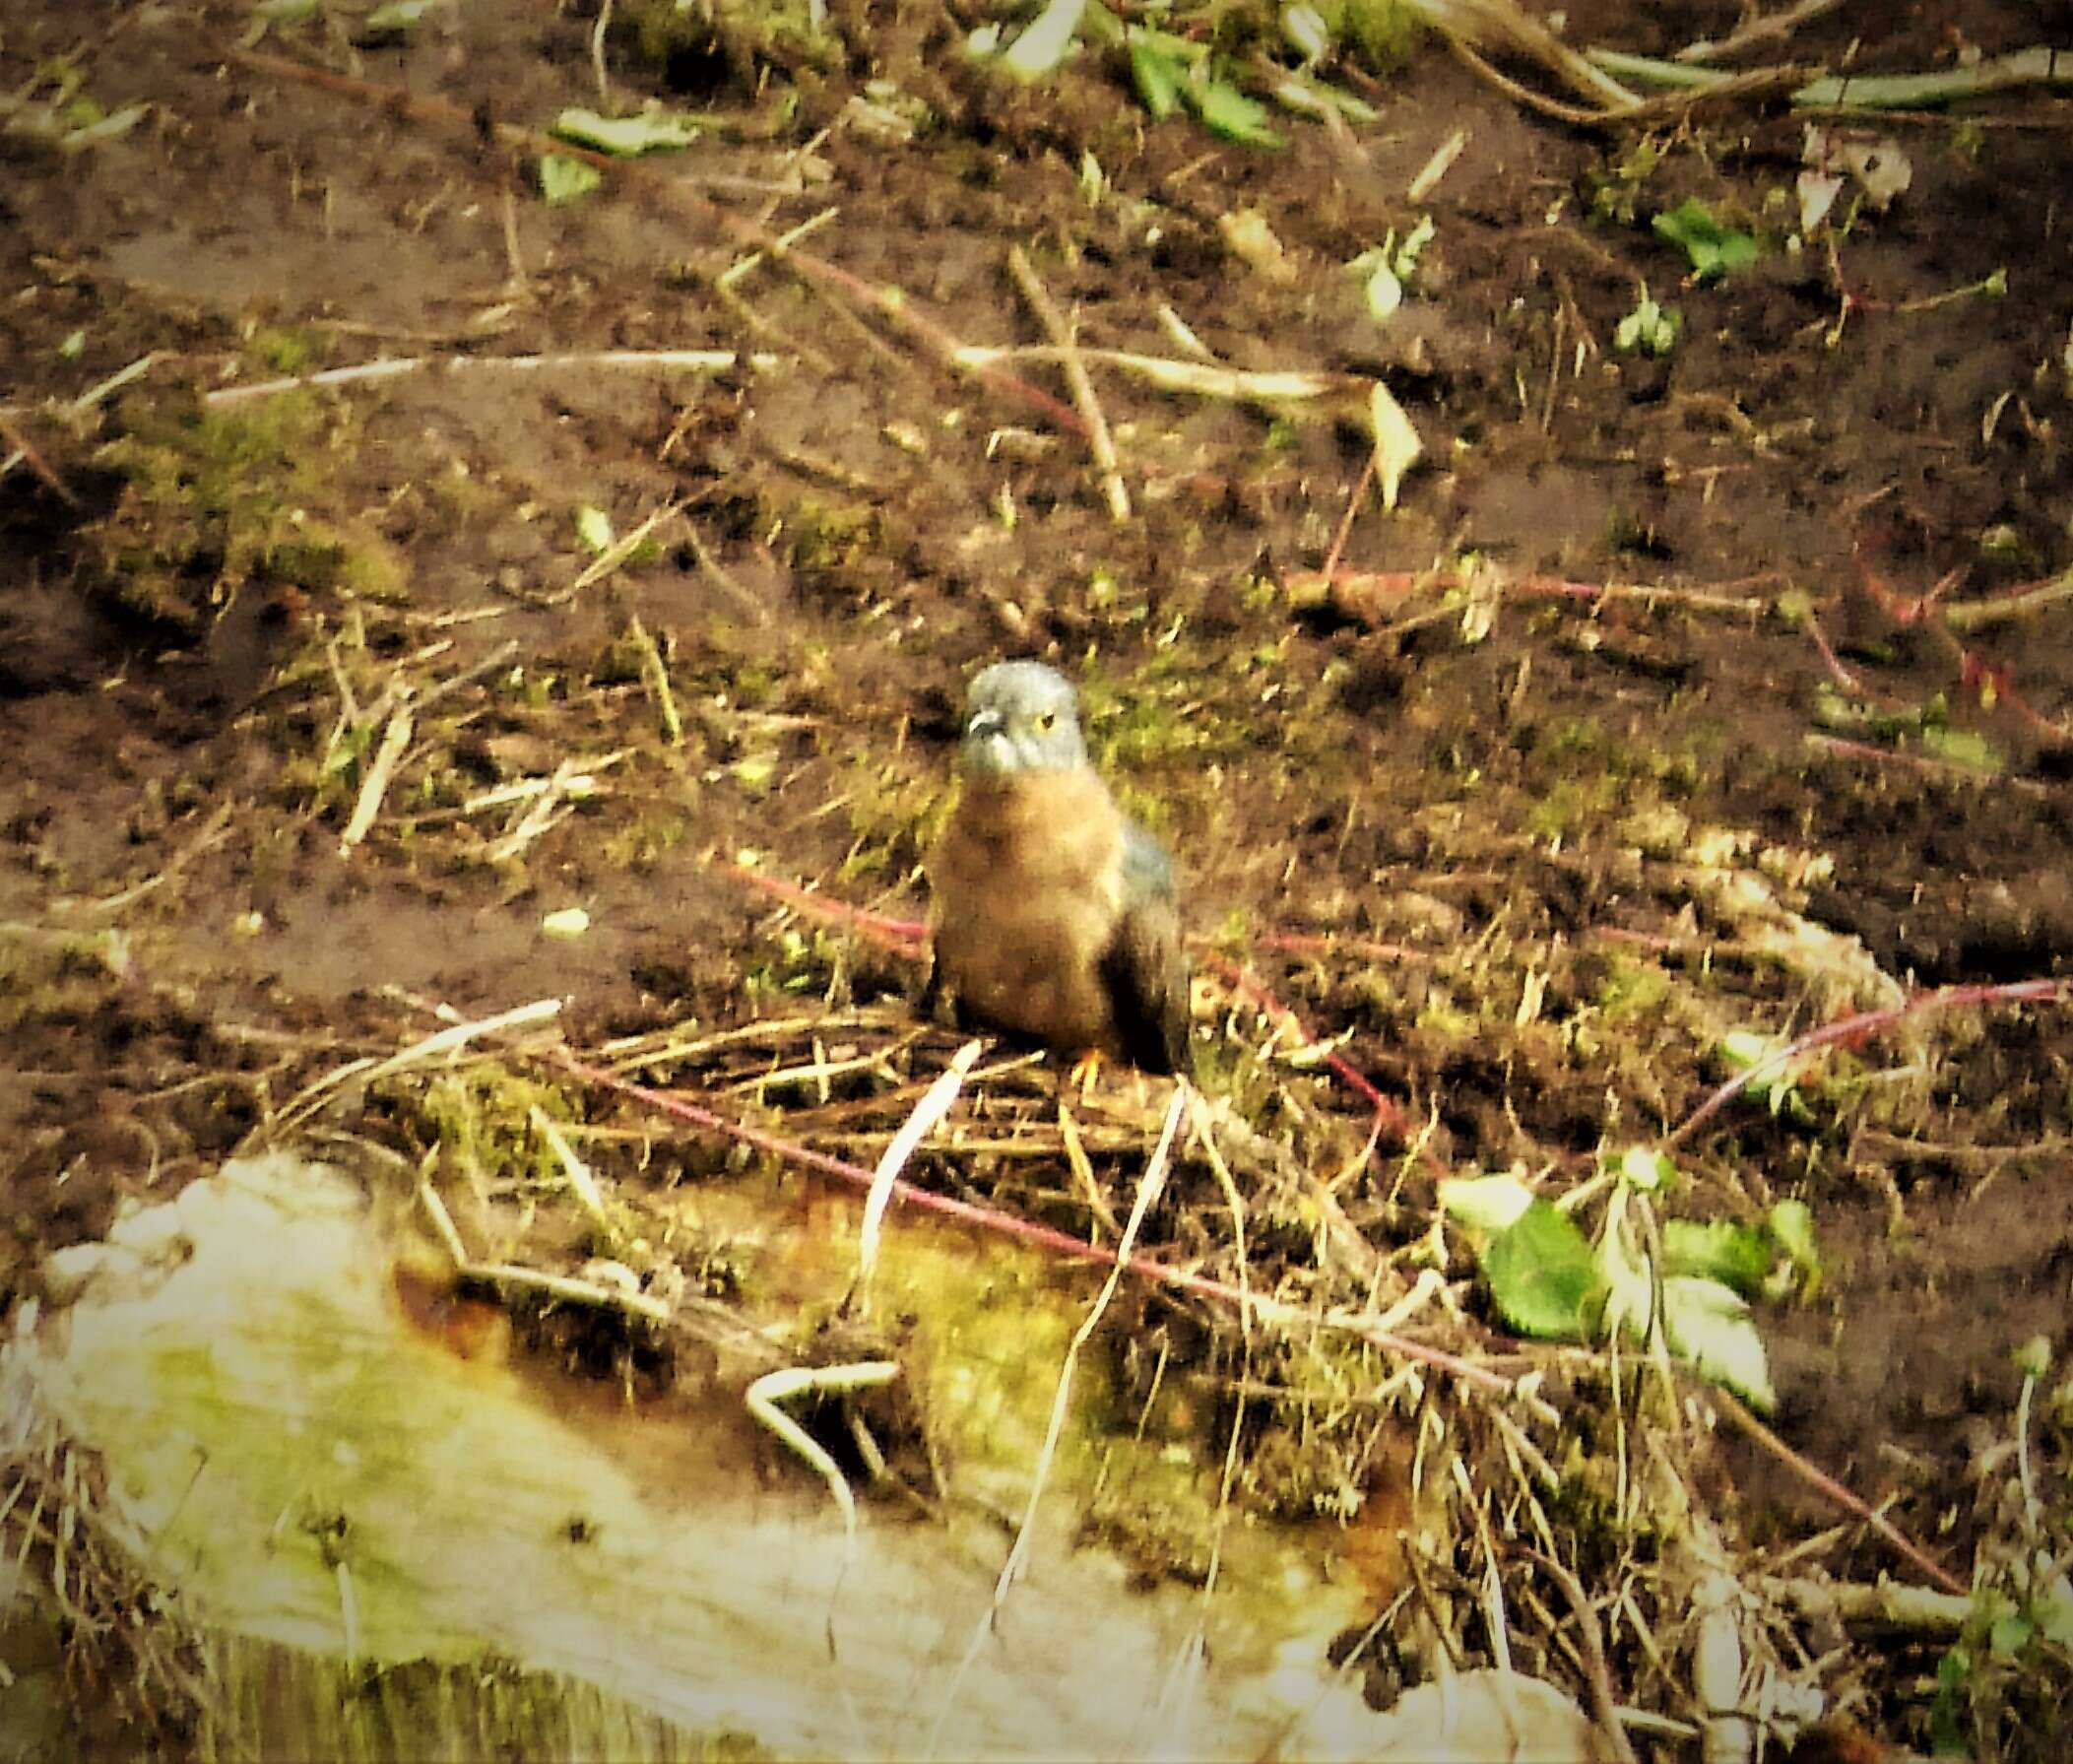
1717 1394 1968 1597
1253 931 1427 964
1320 453 1377 581
550 1052 1510 1389
1804 732 1989 779
1200 954 1444 1174
729 863 927 955
1666 977 2069 1148
1804 614 1883 701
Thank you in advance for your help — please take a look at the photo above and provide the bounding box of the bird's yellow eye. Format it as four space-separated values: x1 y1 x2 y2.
1036 710 1057 732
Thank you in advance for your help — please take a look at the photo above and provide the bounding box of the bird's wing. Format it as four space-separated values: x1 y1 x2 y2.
1098 821 1192 1076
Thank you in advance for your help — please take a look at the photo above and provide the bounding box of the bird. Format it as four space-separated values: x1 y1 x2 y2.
925 660 1190 1076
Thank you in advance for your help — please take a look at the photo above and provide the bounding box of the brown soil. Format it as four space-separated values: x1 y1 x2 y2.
5 0 2073 1755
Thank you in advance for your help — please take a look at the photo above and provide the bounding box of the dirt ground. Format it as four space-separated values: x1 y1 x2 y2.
5 0 2073 1756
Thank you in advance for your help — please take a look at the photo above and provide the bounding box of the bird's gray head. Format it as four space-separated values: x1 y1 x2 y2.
958 661 1088 778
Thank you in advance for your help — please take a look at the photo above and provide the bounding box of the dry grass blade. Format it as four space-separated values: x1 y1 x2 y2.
859 1039 982 1295
1005 244 1130 523
278 998 564 1131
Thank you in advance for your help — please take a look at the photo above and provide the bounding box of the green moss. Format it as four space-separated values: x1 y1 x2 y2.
602 812 689 875
246 326 320 375
89 391 398 634
1595 953 1670 1021
615 0 838 79
387 1066 581 1192
784 497 879 571
1331 0 1423 69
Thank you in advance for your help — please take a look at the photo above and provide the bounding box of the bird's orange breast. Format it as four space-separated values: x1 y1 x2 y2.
928 770 1133 1057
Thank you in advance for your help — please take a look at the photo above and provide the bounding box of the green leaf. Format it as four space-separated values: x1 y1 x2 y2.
60 100 148 152
1919 723 2000 773
1663 1218 1773 1294
1483 1200 1600 1340
1613 292 1682 357
1652 198 1760 283
998 0 1086 81
539 152 602 207
1929 1646 1971 1755
574 505 615 554
1662 1275 1775 1409
1438 1172 1535 1234
1765 1199 1821 1295
550 105 704 157
1717 1028 1802 1111
362 0 440 37
1613 1144 1676 1192
1130 35 1185 118
2037 1574 2073 1646
1187 75 1285 148
1989 1610 2035 1659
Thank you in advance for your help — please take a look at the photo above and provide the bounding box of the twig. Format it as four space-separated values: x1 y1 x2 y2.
278 997 563 1130
416 1173 667 1323
745 1359 902 1545
589 0 613 104
1319 453 1376 582
1794 46 2073 110
1522 1548 1640 1764
0 408 79 505
1674 0 1841 64
1005 244 1130 523
1717 1394 1967 1596
1941 566 2073 633
202 349 761 409
338 704 414 855
62 801 235 917
625 613 682 746
680 514 770 625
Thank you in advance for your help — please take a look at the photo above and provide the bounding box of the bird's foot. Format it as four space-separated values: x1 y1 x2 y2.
1066 1048 1106 1102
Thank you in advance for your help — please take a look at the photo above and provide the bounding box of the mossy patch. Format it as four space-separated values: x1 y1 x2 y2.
89 391 402 637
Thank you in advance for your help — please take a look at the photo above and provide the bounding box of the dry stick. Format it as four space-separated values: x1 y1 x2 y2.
1004 244 1129 523
0 408 78 506
1667 976 2068 1149
1446 33 1617 126
1802 731 2037 792
1941 567 2073 633
0 351 159 486
857 1039 982 1298
1675 0 1840 63
228 52 1089 442
1717 1395 1967 1597
1319 453 1377 582
550 1050 1513 1390
588 0 613 105
204 350 753 409
1520 1548 1641 1764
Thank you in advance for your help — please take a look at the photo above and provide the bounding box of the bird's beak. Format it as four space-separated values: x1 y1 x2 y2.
960 707 1013 774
